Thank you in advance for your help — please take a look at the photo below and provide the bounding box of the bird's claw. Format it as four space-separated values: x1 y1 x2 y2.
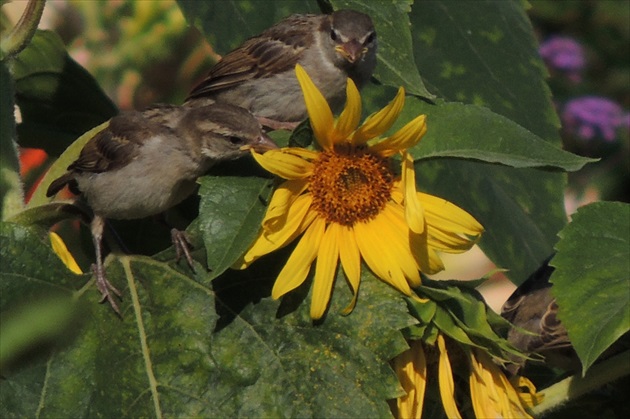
92 263 122 316
171 228 196 272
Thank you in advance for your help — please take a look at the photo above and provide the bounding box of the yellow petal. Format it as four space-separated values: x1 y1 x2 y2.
409 230 446 275
379 204 422 287
334 78 362 143
473 348 533 418
338 224 361 315
354 215 412 295
437 335 462 419
469 358 495 418
426 227 478 253
295 64 334 150
271 216 325 299
50 232 82 274
251 148 313 179
262 179 309 233
352 87 406 145
371 114 427 157
420 192 484 236
311 223 340 319
401 151 425 234
393 340 427 419
239 194 314 267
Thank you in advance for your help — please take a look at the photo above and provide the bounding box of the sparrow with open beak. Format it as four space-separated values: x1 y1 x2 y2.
47 103 277 314
186 9 377 130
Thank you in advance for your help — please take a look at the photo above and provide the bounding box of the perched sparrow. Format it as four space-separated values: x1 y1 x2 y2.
501 256 576 375
47 103 277 314
186 9 377 129
502 257 630 376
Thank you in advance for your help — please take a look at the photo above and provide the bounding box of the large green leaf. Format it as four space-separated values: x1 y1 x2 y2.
400 99 593 171
409 0 566 285
1 221 415 417
0 223 86 372
0 62 23 221
8 30 117 156
551 202 630 374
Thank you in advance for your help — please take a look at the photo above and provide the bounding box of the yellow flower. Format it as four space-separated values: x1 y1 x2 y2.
237 65 483 319
468 347 535 418
392 335 539 418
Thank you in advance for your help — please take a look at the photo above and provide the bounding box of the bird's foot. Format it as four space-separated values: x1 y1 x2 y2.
92 263 123 316
171 228 195 272
257 117 299 131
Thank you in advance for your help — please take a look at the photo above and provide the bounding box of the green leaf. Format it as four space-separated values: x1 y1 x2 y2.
0 62 24 221
330 0 434 99
402 99 594 171
8 30 117 156
8 201 84 229
1 221 414 417
413 279 520 360
409 0 566 285
197 175 274 279
550 201 630 374
0 222 86 371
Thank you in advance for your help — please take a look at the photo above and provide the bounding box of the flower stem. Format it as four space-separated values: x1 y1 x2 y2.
531 350 630 416
1 0 46 60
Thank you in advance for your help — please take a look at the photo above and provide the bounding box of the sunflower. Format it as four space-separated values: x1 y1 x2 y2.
391 335 540 418
237 64 483 319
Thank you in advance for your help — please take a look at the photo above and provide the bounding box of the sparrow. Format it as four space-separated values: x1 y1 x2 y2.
46 103 277 314
502 256 630 376
500 256 576 375
185 9 377 130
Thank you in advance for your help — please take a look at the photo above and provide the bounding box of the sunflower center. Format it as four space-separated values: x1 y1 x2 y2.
310 146 394 226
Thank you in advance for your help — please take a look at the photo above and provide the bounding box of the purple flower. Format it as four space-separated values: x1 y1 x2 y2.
562 96 630 142
539 36 585 82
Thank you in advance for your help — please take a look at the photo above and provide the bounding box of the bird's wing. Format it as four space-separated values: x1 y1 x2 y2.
68 112 167 173
186 15 317 99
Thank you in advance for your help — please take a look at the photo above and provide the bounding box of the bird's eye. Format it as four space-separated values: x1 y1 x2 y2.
365 32 376 45
228 136 244 145
330 29 338 41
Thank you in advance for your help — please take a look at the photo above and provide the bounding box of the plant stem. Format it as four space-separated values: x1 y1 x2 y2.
531 350 630 416
0 0 46 60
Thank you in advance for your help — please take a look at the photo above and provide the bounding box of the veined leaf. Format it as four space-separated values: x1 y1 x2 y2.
551 202 630 374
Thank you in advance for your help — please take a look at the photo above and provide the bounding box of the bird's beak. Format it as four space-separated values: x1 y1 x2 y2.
335 40 367 64
243 133 278 153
